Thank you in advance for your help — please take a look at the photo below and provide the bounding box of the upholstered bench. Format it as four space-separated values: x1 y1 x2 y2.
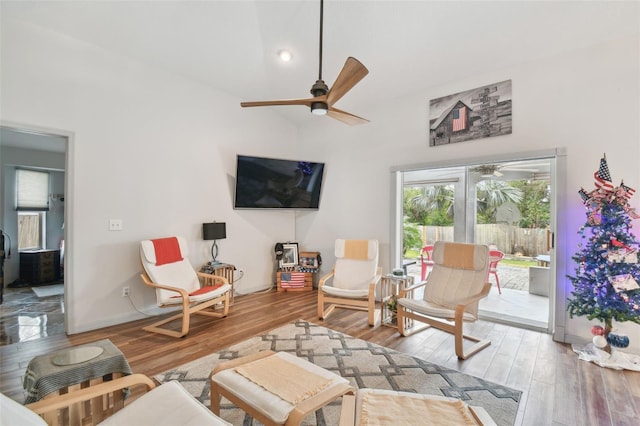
338 388 496 426
210 350 354 425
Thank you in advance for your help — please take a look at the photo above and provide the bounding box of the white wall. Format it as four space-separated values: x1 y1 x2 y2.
297 36 640 352
1 19 299 333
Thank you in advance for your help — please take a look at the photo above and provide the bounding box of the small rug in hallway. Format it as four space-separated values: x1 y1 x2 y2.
155 320 521 425
32 284 64 298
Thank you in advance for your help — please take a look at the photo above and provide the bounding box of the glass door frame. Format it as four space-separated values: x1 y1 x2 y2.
390 148 567 336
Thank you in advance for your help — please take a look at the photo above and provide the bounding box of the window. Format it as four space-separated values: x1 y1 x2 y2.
16 168 50 250
16 169 50 211
18 212 46 250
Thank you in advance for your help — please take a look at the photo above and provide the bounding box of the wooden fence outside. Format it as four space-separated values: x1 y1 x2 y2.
419 224 550 257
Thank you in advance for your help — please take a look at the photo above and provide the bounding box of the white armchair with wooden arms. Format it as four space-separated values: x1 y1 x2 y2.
1 374 230 426
140 236 231 338
396 241 491 359
317 239 381 326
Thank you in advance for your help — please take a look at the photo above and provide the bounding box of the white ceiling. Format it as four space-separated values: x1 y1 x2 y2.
1 0 638 135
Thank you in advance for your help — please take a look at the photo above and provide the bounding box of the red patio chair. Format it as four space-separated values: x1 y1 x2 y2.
488 250 505 294
420 245 434 281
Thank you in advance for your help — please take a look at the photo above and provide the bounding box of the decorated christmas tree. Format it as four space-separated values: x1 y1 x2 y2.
567 155 640 353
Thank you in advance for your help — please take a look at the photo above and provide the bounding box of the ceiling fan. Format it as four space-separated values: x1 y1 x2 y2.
471 162 549 178
240 0 369 125
472 165 505 177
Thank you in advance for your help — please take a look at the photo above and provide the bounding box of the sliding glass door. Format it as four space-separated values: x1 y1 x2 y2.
396 155 555 331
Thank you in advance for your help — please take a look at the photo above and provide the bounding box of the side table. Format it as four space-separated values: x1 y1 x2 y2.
23 339 132 406
380 274 414 328
23 339 132 425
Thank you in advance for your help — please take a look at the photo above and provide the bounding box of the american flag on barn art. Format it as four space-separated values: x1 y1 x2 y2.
280 272 306 288
429 79 512 146
452 106 467 132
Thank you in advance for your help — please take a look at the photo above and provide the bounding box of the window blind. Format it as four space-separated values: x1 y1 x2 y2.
16 169 50 211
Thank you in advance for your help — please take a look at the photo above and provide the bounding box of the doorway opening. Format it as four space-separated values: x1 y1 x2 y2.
0 124 68 344
396 153 557 332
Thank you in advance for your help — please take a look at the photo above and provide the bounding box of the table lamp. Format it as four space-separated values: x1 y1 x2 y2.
203 222 226 264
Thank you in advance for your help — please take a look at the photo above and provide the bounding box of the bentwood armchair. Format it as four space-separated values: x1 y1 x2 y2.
140 236 231 338
318 239 381 326
1 374 230 426
397 241 491 359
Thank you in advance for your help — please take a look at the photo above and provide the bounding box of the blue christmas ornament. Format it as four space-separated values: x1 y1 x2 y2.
606 332 630 348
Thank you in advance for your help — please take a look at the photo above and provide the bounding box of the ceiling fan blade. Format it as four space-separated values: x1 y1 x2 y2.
327 106 369 126
240 97 321 108
326 57 369 106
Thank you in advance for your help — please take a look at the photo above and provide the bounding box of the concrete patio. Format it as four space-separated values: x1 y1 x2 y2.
404 261 550 332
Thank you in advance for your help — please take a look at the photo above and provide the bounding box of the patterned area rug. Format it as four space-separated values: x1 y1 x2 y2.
155 320 521 425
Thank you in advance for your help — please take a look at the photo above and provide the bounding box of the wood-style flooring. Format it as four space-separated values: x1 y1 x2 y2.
1 289 638 425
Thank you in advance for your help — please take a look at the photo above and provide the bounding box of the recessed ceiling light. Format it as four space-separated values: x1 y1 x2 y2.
278 49 292 62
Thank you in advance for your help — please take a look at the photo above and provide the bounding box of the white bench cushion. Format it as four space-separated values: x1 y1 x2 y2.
99 381 230 426
213 352 349 424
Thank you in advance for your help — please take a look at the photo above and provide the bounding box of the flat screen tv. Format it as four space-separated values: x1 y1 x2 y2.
234 155 325 209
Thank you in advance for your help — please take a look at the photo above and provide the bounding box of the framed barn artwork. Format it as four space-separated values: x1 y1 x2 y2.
429 80 512 146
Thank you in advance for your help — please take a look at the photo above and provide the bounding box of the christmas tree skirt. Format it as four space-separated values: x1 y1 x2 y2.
572 343 640 371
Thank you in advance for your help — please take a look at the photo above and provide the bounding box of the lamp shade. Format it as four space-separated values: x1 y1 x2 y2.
203 222 226 240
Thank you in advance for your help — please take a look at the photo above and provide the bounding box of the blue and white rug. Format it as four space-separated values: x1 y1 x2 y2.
156 320 521 425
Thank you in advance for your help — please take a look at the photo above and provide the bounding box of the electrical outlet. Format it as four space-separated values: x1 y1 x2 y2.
122 287 129 297
109 219 123 231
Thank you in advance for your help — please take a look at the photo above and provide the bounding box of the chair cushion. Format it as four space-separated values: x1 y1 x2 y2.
140 237 230 305
0 393 47 426
332 258 377 290
98 381 230 426
434 242 487 271
142 258 202 304
335 239 377 260
212 352 349 424
321 285 370 298
397 298 477 321
164 283 231 306
424 242 489 309
354 388 491 426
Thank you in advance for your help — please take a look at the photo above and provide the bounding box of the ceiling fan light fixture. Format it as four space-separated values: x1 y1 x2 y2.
239 0 369 125
311 101 328 115
278 49 292 62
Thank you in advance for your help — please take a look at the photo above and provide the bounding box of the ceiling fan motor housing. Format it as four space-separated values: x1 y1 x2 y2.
311 80 328 96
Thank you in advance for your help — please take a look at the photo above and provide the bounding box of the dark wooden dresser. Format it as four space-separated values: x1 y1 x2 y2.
20 249 61 285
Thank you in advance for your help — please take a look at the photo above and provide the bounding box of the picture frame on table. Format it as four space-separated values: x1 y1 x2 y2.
280 243 299 268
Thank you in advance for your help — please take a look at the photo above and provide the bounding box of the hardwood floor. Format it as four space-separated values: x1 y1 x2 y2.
1 289 638 425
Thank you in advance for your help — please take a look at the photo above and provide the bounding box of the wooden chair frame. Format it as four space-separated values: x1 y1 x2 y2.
141 271 229 338
317 267 382 326
210 350 355 426
397 280 492 360
26 374 156 426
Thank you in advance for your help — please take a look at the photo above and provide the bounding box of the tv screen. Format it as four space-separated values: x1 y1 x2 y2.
234 155 325 209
